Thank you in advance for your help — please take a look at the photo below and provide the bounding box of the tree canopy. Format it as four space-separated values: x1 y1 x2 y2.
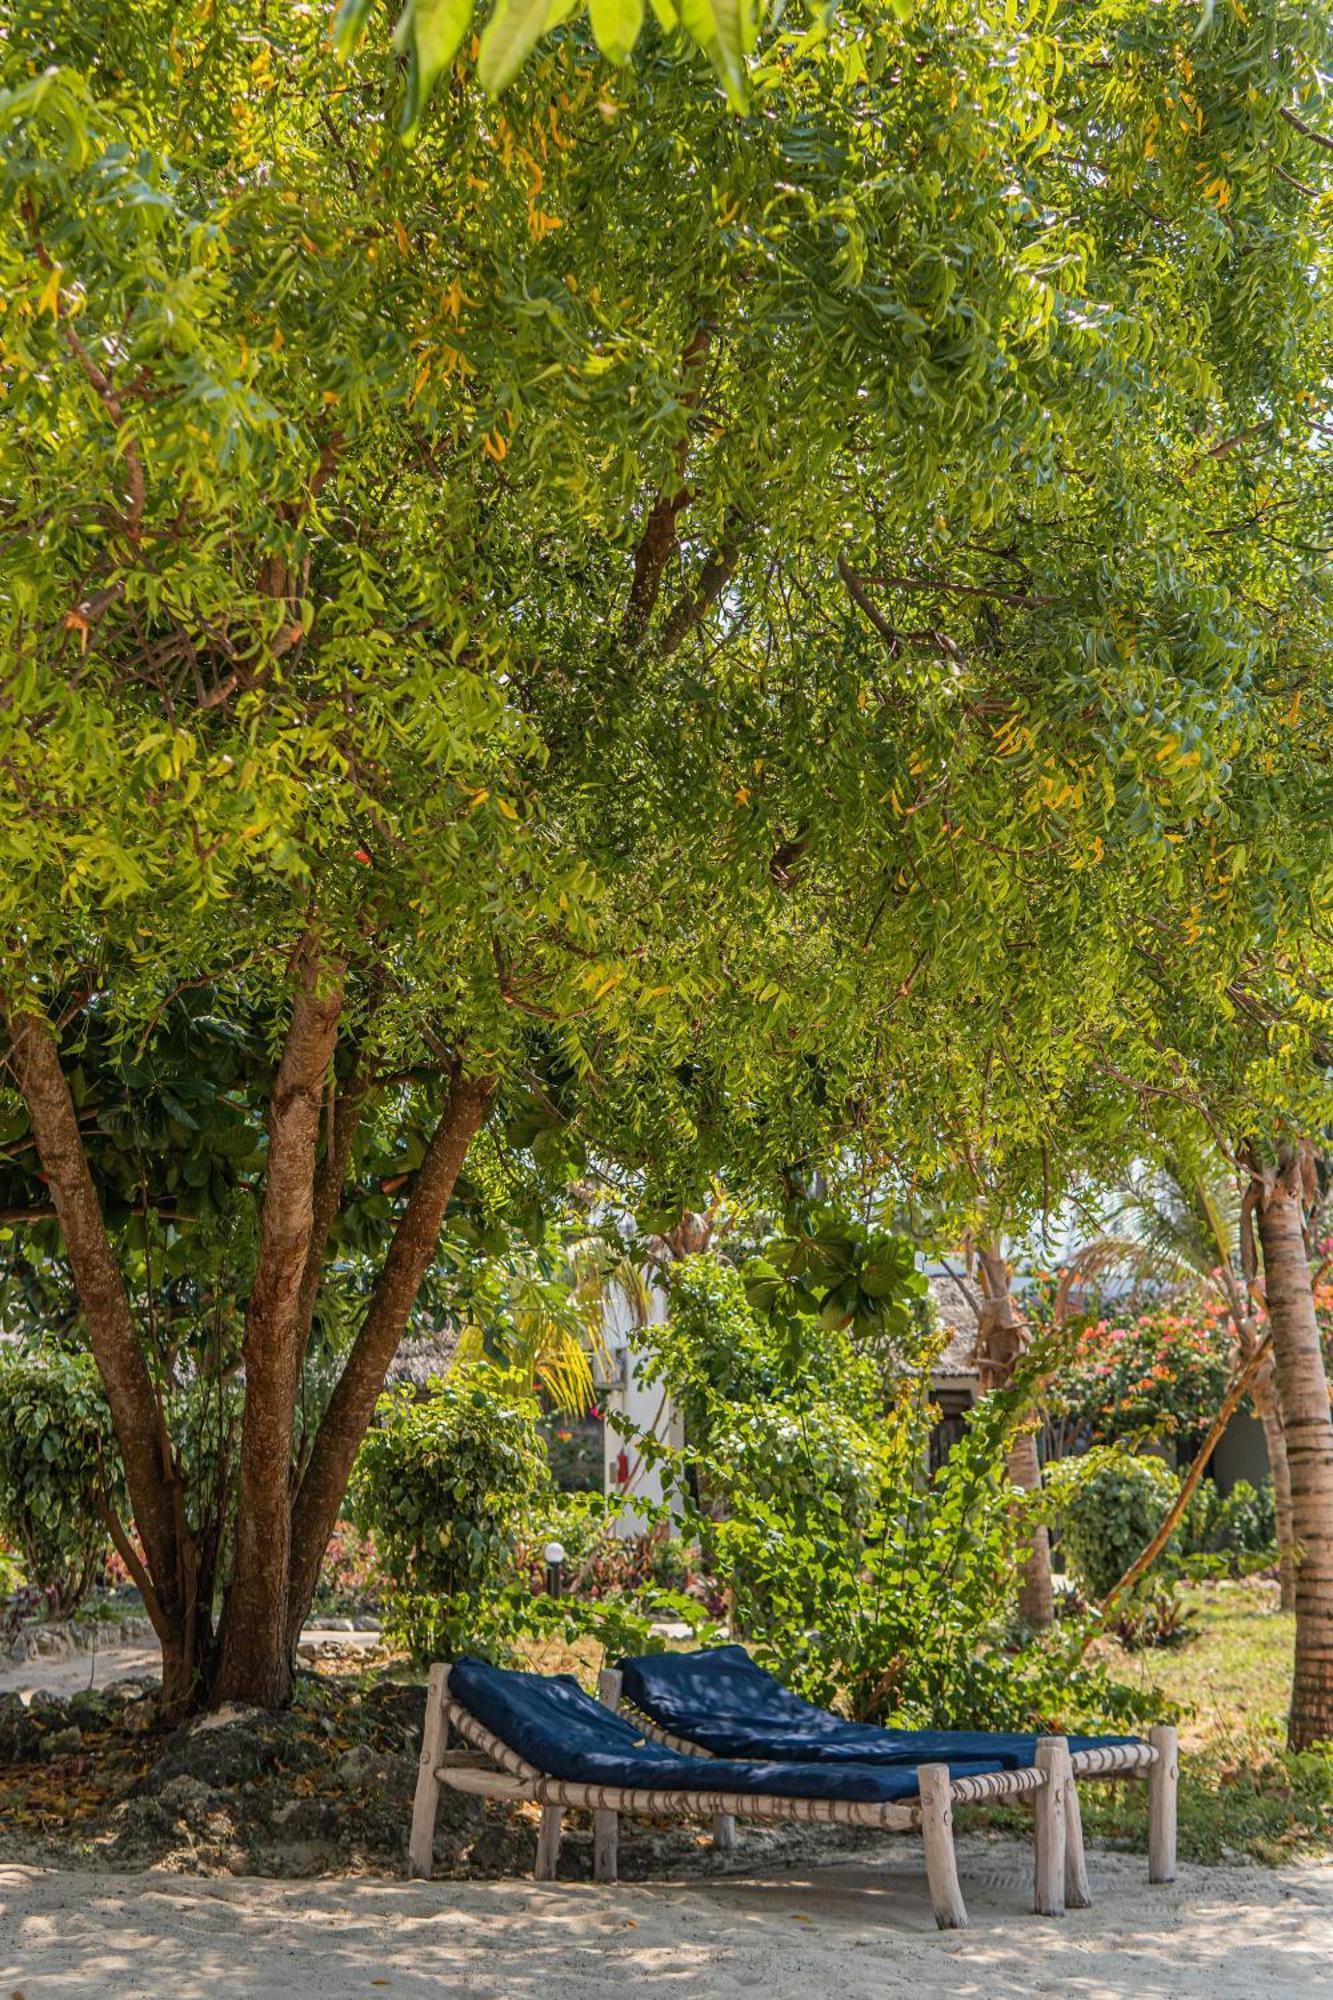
1 0 1332 1708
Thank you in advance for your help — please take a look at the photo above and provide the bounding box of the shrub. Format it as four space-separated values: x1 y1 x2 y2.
1106 1580 1197 1652
1182 1478 1276 1566
1048 1450 1183 1603
349 1371 550 1664
647 1256 880 1458
312 1520 381 1618
513 1489 698 1598
0 1342 125 1617
708 1398 880 1532
674 1364 1152 1734
1048 1303 1232 1455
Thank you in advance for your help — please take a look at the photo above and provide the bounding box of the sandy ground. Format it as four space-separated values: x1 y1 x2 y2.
2 1841 1331 1999
0 1635 379 1703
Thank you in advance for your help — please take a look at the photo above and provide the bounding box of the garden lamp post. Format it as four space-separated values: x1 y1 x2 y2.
543 1541 566 1599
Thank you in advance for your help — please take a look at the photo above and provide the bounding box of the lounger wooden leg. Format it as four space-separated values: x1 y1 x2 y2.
1063 1776 1092 1909
1148 1725 1178 1884
535 1802 564 1881
918 1764 968 1930
1033 1737 1070 1917
597 1667 624 1710
409 1662 451 1880
593 1808 619 1883
712 1812 737 1851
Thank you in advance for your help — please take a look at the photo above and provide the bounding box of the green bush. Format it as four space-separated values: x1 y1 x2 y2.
1050 1453 1278 1610
1048 1451 1182 1603
647 1256 880 1457
1182 1478 1277 1566
0 1342 125 1616
349 1371 550 1664
670 1364 1152 1734
705 1397 880 1554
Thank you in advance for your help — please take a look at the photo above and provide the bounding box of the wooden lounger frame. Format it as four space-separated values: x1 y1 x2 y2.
606 1669 1177 1917
408 1661 1179 1930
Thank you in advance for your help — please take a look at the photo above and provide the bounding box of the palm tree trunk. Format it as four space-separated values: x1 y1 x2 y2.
1254 1371 1298 1614
1247 1148 1333 1749
1216 1261 1299 1616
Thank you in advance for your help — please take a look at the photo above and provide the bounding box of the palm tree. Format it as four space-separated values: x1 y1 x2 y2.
1104 1146 1296 1612
452 1237 637 1415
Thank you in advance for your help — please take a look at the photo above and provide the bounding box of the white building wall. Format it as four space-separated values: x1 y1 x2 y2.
598 1279 685 1537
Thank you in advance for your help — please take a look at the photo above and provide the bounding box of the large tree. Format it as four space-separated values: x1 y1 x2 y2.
2 0 1331 1714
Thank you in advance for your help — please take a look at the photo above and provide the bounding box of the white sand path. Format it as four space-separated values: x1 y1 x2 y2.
2 1841 1331 1999
0 1635 380 1704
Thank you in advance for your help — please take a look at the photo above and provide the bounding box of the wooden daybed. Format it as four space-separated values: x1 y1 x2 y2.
408 1660 1177 1928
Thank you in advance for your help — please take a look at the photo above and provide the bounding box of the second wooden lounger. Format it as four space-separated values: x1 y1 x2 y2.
607 1649 1178 1909
408 1658 1079 1929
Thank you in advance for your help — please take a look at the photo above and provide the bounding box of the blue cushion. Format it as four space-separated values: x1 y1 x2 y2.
617 1645 1140 1770
449 1657 1009 1803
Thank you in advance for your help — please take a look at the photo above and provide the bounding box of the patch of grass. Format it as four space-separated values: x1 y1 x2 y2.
1078 1578 1333 1864
1093 1577 1294 1751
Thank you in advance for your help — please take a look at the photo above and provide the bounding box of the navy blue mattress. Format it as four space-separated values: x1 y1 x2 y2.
449 1657 1009 1803
617 1645 1140 1769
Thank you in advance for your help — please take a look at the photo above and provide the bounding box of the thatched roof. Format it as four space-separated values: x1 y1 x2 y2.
385 1329 460 1391
928 1273 980 1379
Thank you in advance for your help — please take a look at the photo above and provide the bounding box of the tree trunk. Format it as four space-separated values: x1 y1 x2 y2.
5 981 492 1717
4 1001 196 1703
214 944 344 1708
1007 1424 1055 1628
284 1071 494 1654
975 1241 1053 1631
1217 1262 1298 1615
1255 1372 1298 1614
1248 1148 1333 1749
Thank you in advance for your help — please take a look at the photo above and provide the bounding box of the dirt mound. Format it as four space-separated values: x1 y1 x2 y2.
0 1665 881 1883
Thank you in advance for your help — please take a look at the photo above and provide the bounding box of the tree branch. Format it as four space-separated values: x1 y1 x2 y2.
2 1002 181 1609
59 324 147 544
620 324 711 644
95 1494 169 1647
292 1063 373 1367
1100 1333 1274 1622
862 570 1053 609
658 532 740 659
215 937 345 1699
837 555 900 654
20 204 148 548
1280 104 1333 153
285 1069 495 1643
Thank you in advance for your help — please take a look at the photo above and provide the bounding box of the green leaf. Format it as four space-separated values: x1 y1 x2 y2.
478 0 554 95
679 0 754 107
588 0 645 64
332 0 380 60
397 0 476 135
